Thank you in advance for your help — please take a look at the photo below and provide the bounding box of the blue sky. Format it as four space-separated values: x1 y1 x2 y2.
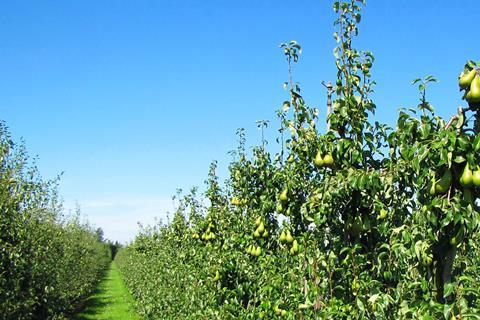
0 1 477 242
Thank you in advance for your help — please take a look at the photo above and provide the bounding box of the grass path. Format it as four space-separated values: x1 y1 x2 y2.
73 262 140 320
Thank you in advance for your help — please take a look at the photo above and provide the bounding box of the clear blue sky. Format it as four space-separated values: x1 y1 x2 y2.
0 1 477 242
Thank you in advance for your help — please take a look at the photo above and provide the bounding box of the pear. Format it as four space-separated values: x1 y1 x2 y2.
435 169 452 194
290 246 297 256
466 89 473 101
313 150 324 168
323 154 334 166
459 69 476 89
255 217 261 226
257 222 265 234
262 229 269 238
428 177 437 196
276 203 284 212
279 189 288 203
285 230 294 244
279 230 287 243
473 169 480 187
213 270 220 282
460 163 473 188
254 246 262 257
378 208 387 220
253 229 261 238
231 197 241 206
291 239 299 255
274 306 282 316
468 75 480 103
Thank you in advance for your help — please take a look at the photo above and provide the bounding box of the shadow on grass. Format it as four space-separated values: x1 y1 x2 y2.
72 275 112 319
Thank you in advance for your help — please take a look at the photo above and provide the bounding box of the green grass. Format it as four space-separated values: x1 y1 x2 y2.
73 262 140 320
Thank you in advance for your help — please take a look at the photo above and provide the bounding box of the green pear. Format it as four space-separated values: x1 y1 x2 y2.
285 230 294 244
466 89 473 101
468 75 480 103
253 229 261 238
279 230 286 243
323 154 334 166
274 306 282 316
231 197 241 206
279 189 288 203
378 208 387 220
213 270 220 282
257 222 265 234
435 169 452 194
313 150 324 168
429 177 437 196
276 203 284 212
459 69 476 89
255 217 261 226
473 169 480 187
460 163 473 187
291 239 299 255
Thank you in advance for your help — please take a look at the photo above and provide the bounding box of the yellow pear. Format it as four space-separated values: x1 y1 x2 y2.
473 169 480 187
313 150 324 168
323 154 334 166
468 75 480 103
460 163 473 187
459 69 476 89
429 177 437 196
257 222 265 234
231 197 241 206
213 270 220 282
378 208 387 220
285 230 294 244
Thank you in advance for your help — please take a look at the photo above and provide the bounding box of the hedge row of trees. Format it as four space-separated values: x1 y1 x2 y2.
117 1 480 319
0 121 111 319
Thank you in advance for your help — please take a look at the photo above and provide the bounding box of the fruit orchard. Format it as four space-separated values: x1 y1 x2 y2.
0 120 112 319
116 1 480 319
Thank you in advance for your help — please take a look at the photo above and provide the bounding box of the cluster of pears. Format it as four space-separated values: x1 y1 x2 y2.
231 196 245 206
459 66 480 107
313 150 334 168
415 240 433 267
458 163 480 188
274 305 288 317
429 163 480 196
253 217 269 238
246 244 262 257
276 188 289 212
199 223 216 241
279 229 299 255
